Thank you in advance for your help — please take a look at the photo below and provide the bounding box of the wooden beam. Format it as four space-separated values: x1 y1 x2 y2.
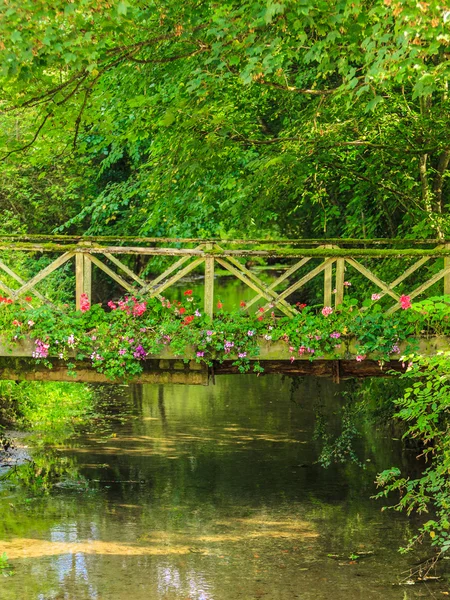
88 255 135 293
270 258 335 306
140 245 204 294
14 252 74 298
244 257 312 310
215 258 294 318
335 258 345 307
151 257 205 297
345 258 400 301
323 246 334 307
386 262 450 314
0 259 51 305
214 246 296 316
204 243 214 320
445 244 450 296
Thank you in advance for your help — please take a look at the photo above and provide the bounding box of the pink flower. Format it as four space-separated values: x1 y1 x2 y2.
400 294 411 310
371 293 381 301
321 306 333 317
290 356 295 363
132 301 146 317
197 351 204 357
356 354 366 362
298 346 306 355
343 281 351 287
80 293 90 313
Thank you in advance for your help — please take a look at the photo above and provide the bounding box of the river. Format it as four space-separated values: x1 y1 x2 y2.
0 375 448 599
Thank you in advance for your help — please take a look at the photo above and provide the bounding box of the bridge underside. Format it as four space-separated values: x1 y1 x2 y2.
0 356 408 385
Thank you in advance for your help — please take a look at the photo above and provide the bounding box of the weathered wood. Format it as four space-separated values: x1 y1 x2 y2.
244 257 312 310
345 258 400 301
215 258 294 318
445 244 450 296
15 252 74 298
271 258 335 305
214 246 297 316
0 259 50 305
384 255 431 296
212 360 405 378
4 243 450 258
323 246 333 307
386 262 450 314
75 253 92 309
140 245 205 294
88 254 135 293
103 252 146 287
204 243 214 319
2 234 448 245
151 257 205 297
335 258 345 307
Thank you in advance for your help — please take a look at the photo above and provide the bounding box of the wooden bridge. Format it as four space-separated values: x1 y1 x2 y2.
0 235 449 384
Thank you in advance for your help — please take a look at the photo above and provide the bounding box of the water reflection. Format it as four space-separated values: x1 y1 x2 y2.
1 375 448 599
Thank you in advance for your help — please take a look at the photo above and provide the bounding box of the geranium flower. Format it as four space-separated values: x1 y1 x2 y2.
217 301 223 309
321 306 333 317
184 290 193 296
400 295 411 310
371 293 381 301
240 301 246 307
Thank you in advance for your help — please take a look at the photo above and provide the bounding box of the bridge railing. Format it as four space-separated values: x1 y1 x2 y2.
1 235 450 318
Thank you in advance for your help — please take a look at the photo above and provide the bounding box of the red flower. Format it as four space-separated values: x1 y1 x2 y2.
184 290 193 296
400 294 411 310
183 315 195 324
240 301 246 307
25 296 32 302
179 307 186 315
296 302 307 310
258 307 264 313
12 320 22 327
217 301 223 309
257 316 264 321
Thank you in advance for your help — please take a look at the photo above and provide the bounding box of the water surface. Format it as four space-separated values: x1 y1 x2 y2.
1 376 448 599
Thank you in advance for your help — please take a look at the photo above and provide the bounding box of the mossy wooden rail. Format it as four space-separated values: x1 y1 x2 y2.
1 235 450 318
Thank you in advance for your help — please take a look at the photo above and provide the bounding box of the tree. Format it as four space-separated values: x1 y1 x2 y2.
0 0 449 237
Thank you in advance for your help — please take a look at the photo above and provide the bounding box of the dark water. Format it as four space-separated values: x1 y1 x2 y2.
1 376 449 599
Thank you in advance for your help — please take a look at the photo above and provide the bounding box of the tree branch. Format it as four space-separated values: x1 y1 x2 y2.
0 113 52 161
232 134 439 154
258 80 336 96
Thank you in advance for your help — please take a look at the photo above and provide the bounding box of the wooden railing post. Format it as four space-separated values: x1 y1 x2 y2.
445 244 450 296
76 245 92 310
323 245 333 307
204 243 214 320
335 258 345 308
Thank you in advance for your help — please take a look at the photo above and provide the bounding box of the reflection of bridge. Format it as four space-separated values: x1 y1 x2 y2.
1 235 450 384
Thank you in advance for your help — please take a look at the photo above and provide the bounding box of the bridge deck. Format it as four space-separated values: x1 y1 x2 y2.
0 337 447 385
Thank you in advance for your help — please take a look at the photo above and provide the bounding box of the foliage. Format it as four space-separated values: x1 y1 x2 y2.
0 552 14 577
374 351 450 555
0 1 449 238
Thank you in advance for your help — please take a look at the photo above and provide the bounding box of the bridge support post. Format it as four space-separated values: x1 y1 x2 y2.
323 245 333 307
204 244 214 320
335 258 345 307
445 244 450 296
76 252 92 310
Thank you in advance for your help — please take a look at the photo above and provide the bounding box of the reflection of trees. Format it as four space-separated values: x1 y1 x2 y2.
0 374 429 598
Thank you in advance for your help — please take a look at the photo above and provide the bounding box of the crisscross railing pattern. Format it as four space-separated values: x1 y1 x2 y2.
0 236 450 318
